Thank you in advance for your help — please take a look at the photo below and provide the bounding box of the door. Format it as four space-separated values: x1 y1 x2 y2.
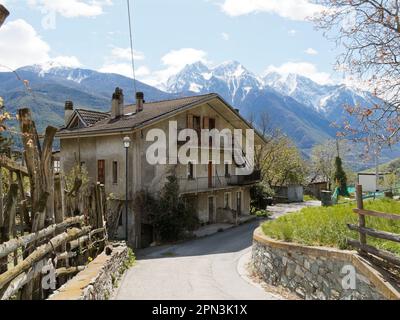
237 192 242 216
208 161 213 188
208 196 215 223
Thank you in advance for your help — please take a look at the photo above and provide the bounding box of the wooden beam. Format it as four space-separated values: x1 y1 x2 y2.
0 184 18 273
67 228 105 251
0 227 91 290
356 185 367 248
16 171 30 230
0 259 47 300
56 251 77 261
347 239 400 267
353 208 400 221
55 266 85 277
0 216 84 259
0 157 28 176
347 224 400 243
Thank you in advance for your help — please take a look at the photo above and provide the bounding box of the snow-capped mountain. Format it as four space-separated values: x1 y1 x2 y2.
263 71 379 120
263 72 335 113
167 61 263 105
165 61 381 122
20 65 92 83
0 61 388 155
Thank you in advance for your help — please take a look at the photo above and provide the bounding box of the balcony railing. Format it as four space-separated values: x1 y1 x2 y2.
227 170 261 186
178 170 261 194
178 176 230 194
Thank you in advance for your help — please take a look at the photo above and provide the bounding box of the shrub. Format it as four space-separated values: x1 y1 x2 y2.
254 210 271 218
250 184 273 211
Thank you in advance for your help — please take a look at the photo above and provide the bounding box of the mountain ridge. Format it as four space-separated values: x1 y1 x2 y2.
0 61 385 155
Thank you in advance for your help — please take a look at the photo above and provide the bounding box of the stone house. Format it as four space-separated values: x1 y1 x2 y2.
57 89 264 248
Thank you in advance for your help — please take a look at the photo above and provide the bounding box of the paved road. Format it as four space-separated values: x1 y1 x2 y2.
114 220 279 300
114 202 321 300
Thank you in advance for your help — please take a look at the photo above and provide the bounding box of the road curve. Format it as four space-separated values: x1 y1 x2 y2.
114 220 279 300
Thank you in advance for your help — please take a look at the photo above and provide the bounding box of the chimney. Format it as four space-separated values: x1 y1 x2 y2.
111 87 124 119
65 101 74 125
136 92 144 113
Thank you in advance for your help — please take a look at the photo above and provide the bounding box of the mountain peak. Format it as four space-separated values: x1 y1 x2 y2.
213 60 248 77
181 61 210 74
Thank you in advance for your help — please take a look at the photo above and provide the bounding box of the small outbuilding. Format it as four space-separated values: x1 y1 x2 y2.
273 185 304 203
305 175 329 200
357 172 391 193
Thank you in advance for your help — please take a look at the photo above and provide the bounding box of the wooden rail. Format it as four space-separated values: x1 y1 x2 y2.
0 108 109 300
347 185 400 268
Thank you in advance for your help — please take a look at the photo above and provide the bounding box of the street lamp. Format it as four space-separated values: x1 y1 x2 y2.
0 5 9 28
123 136 131 242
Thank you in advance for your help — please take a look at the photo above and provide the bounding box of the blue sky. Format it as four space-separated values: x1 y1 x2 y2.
0 0 340 88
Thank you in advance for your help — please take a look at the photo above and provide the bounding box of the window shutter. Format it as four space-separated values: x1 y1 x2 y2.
187 114 194 129
203 117 210 129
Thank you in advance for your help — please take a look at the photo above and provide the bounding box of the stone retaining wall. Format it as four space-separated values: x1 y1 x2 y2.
49 243 129 300
252 227 400 300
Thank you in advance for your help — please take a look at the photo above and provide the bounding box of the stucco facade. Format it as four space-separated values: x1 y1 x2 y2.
59 92 261 248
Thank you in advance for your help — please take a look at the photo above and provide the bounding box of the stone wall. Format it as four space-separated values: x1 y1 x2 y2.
252 228 400 300
49 243 129 300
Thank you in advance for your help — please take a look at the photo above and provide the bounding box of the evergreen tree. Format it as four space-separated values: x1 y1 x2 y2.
149 175 199 242
334 157 349 197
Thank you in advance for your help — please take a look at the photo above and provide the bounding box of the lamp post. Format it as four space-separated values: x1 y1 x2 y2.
0 5 9 28
123 136 131 242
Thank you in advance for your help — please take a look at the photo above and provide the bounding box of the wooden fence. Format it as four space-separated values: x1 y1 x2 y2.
0 108 108 300
347 185 400 271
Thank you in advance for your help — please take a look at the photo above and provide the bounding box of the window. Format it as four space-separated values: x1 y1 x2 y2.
224 193 231 209
112 161 118 184
53 160 61 173
209 118 216 130
193 116 201 131
98 160 105 185
188 162 195 180
225 163 230 178
237 191 242 215
203 117 216 146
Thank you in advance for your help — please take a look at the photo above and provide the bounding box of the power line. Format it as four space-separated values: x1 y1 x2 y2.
127 0 137 97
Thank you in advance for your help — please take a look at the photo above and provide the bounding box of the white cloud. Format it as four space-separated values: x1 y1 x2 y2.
219 0 324 21
305 48 318 55
265 62 332 84
221 32 230 41
98 63 150 78
288 29 297 36
110 47 145 61
141 48 208 87
161 48 208 69
0 19 81 71
99 45 146 78
27 0 113 18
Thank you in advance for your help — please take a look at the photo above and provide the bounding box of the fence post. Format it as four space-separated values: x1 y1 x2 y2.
356 184 367 254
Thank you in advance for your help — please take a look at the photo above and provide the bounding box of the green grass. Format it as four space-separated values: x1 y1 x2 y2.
262 198 400 255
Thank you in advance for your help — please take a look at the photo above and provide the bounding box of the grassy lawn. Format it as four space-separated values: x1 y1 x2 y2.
262 198 400 255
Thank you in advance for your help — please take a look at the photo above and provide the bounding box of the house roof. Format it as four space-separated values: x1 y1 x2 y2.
75 109 110 127
57 92 267 145
58 93 221 137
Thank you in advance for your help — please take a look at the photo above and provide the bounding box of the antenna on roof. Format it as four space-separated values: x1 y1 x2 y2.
126 0 138 97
